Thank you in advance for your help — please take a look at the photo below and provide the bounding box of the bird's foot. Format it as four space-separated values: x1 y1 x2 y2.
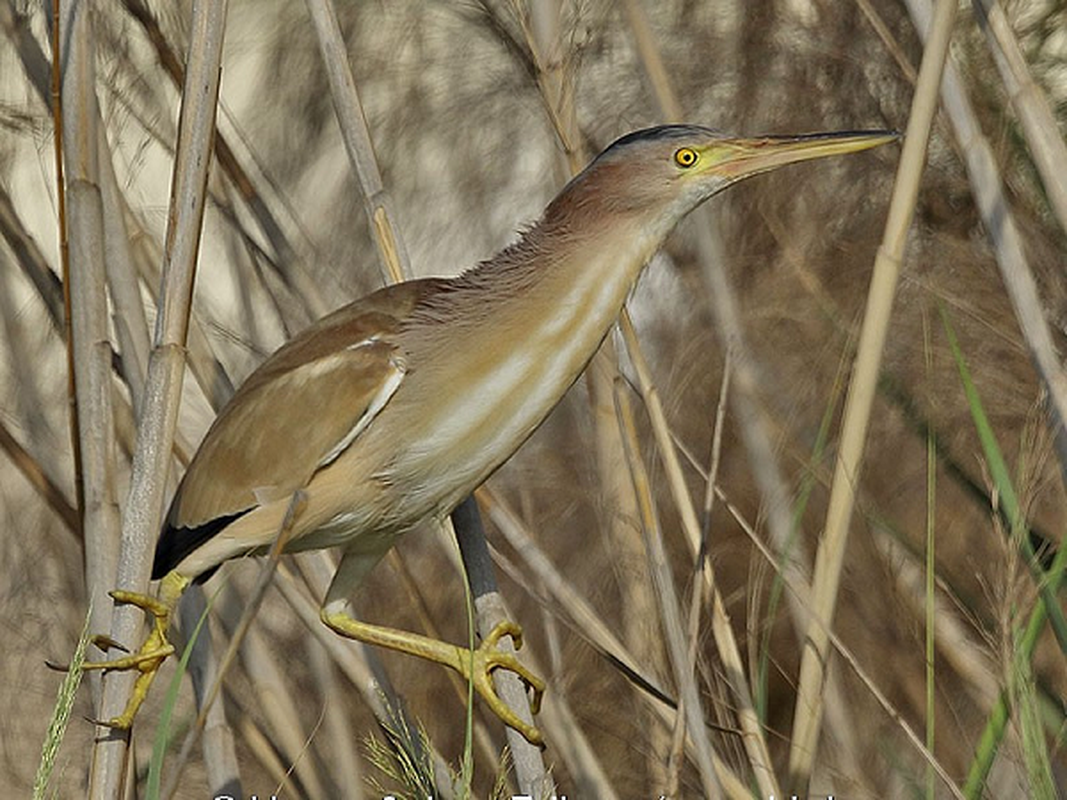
80 572 189 729
458 620 546 746
320 609 546 746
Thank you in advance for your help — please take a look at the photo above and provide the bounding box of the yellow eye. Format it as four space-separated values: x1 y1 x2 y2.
674 147 699 168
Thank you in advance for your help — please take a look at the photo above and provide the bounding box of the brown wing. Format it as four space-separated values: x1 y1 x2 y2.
154 279 441 578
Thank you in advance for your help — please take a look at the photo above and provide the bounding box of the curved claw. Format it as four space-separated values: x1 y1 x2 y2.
484 619 524 650
466 621 547 746
78 572 191 729
320 609 548 746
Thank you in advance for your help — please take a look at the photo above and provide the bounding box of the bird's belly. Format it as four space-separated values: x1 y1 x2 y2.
288 507 400 554
381 262 640 517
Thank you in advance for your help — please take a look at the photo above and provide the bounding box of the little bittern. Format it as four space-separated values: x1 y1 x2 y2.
85 124 895 746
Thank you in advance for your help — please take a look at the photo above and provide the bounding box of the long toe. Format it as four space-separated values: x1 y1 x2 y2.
82 643 175 673
108 589 171 618
468 634 547 746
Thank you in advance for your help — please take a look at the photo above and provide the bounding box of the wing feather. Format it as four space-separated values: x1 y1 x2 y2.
156 280 442 577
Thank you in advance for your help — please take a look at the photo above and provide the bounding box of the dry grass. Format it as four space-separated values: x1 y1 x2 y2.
3 0 1067 797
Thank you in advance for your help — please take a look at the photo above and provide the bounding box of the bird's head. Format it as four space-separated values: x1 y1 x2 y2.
548 124 898 240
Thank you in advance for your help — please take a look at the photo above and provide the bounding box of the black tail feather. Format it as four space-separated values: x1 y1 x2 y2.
152 508 252 581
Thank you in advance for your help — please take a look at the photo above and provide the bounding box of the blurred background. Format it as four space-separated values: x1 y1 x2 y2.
2 0 1066 797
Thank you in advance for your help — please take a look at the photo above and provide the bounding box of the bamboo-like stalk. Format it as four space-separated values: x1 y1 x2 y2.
973 0 1067 236
449 502 555 797
70 118 124 799
89 2 229 796
787 0 958 790
59 0 121 716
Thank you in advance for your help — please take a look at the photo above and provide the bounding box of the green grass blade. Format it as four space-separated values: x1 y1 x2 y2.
925 414 937 800
942 307 1067 797
940 306 1067 649
145 592 214 800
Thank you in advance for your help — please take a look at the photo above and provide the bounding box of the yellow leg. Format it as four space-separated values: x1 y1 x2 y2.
321 608 546 746
82 571 191 729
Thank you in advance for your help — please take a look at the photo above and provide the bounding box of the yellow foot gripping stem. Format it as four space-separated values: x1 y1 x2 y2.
320 610 547 746
81 572 190 729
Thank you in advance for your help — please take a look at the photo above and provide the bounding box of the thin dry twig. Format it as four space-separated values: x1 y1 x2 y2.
216 583 329 799
973 0 1067 235
724 486 966 800
162 490 307 799
614 380 723 798
666 352 731 797
618 314 780 798
54 0 81 536
787 0 958 790
0 418 79 534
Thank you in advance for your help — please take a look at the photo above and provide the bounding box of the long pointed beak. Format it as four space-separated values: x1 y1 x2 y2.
708 130 899 179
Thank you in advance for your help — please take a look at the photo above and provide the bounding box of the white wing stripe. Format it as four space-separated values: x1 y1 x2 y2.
316 358 406 469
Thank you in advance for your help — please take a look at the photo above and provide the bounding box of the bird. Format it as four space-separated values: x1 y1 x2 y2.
84 124 896 746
